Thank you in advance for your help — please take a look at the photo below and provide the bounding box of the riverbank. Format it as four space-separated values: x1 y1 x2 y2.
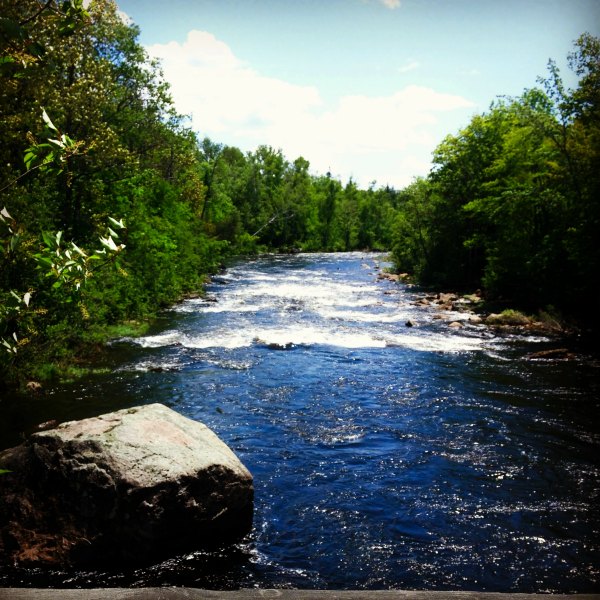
2 590 599 600
376 269 587 352
0 320 152 396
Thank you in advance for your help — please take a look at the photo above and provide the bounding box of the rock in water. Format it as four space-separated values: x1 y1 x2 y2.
0 403 253 567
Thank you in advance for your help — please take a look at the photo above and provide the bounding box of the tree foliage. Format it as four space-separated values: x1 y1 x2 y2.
0 0 398 385
391 34 600 332
2 2 597 385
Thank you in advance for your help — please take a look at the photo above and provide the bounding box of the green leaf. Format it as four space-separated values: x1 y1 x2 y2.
71 242 86 257
23 150 37 170
42 231 55 247
9 233 20 251
28 41 46 58
41 109 58 132
34 256 53 268
0 469 12 475
108 217 126 229
99 235 118 251
48 138 65 149
63 134 76 148
0 18 25 42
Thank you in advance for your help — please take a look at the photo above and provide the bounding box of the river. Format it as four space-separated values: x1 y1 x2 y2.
1 252 599 591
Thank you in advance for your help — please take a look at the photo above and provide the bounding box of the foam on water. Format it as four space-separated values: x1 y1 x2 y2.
321 307 412 323
253 325 388 349
385 331 487 353
128 258 495 354
125 330 183 348
128 324 487 353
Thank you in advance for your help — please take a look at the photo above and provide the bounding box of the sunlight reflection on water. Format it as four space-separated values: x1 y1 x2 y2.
1 252 599 591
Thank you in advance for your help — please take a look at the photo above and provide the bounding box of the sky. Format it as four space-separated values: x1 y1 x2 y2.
115 0 600 189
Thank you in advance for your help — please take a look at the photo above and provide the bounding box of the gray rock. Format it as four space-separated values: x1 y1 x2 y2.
0 403 253 567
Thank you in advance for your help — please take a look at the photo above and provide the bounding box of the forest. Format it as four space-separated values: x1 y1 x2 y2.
390 35 600 333
1 0 599 387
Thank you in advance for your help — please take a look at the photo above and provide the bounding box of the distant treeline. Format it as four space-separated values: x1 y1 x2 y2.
1 0 598 385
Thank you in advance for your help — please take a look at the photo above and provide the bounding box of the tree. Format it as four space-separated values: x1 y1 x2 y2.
317 172 340 250
338 179 360 251
0 0 230 384
391 35 600 332
543 33 600 323
390 178 434 276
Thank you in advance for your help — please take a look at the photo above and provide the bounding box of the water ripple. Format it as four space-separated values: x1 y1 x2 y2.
2 252 599 592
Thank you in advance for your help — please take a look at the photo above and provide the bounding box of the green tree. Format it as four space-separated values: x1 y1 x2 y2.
391 34 600 333
540 33 600 323
338 179 360 250
316 172 341 250
391 178 434 276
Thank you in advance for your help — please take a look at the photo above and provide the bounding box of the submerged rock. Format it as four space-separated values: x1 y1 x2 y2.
0 403 253 567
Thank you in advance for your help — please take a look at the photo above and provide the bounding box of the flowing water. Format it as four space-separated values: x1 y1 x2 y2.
1 252 599 591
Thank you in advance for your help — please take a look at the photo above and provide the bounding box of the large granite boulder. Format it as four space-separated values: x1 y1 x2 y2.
0 403 253 567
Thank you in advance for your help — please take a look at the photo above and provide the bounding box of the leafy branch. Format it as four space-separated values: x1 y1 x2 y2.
1 209 126 357
1 109 124 360
35 218 126 296
0 109 85 194
24 109 85 178
0 0 90 74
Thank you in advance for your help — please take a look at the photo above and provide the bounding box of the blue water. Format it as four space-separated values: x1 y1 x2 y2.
1 252 599 591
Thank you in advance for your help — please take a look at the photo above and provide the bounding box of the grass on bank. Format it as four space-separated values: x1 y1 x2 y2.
24 320 152 386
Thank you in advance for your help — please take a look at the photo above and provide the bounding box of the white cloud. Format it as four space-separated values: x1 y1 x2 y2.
148 31 321 135
359 0 401 9
147 30 473 189
398 60 420 73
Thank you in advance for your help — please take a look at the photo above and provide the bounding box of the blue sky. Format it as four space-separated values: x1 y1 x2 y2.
116 0 600 188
